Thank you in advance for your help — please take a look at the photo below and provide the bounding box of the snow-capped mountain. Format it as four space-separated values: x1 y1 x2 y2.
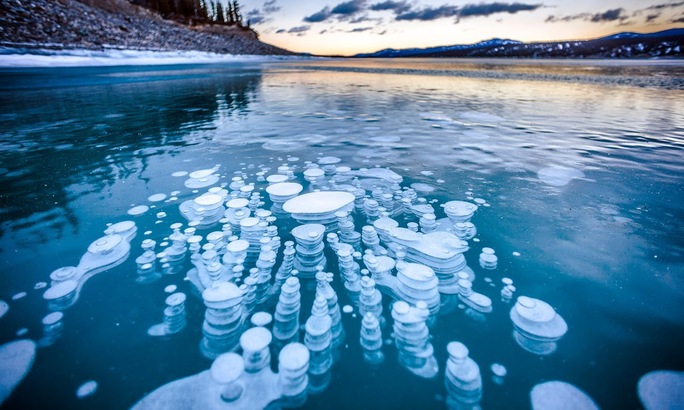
354 29 684 58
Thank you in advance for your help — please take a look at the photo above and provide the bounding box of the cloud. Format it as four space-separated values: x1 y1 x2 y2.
304 6 333 22
348 26 373 32
275 28 286 33
245 0 281 25
288 25 311 33
263 0 281 13
645 1 684 10
458 2 542 18
671 16 684 22
590 8 626 22
370 1 411 13
395 2 541 21
332 0 367 15
645 13 660 22
396 5 460 21
546 8 629 23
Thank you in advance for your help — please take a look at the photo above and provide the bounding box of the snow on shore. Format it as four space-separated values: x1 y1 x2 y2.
0 47 303 68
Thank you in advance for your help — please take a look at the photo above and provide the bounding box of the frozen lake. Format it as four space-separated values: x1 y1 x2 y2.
0 58 683 409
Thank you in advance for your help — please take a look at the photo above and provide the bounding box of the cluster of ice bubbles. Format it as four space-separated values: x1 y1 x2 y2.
1 155 681 409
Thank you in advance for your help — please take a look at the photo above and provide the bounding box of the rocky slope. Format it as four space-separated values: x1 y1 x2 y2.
0 0 294 55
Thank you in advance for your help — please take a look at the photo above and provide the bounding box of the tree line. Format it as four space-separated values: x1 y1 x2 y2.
132 0 250 27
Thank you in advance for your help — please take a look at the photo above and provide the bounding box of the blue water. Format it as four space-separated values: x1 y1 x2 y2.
0 58 683 409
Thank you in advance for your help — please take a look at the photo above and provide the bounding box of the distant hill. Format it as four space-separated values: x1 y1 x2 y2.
0 0 295 55
355 29 684 58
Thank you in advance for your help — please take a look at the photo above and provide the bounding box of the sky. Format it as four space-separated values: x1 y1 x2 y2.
234 0 684 55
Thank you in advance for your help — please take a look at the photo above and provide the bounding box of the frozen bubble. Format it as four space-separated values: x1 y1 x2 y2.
0 339 36 405
512 251 521 257
12 292 26 301
502 277 513 286
170 191 181 196
491 363 507 377
164 285 177 293
16 328 28 336
638 370 684 410
283 191 355 215
318 156 341 165
436 179 445 184
156 212 167 219
250 311 273 327
0 300 8 319
411 183 435 193
144 231 152 235
184 175 219 189
288 157 300 162
484 277 492 283
148 193 167 202
76 380 98 399
420 170 434 176
127 205 149 216
537 166 585 187
530 381 598 410
34 282 47 290
188 168 218 179
473 198 486 205
342 305 353 314
171 171 188 177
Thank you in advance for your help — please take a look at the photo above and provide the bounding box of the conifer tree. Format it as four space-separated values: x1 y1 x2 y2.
215 1 225 23
227 2 235 25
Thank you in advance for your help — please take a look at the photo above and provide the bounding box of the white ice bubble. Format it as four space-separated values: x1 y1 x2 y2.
537 166 585 187
12 292 26 301
530 381 598 410
127 205 149 216
491 363 507 377
473 198 486 205
342 305 353 314
171 171 188 177
148 193 167 202
16 328 28 337
164 285 177 293
410 183 435 193
638 370 684 410
76 380 98 399
420 170 434 176
0 339 36 405
512 251 521 257
0 300 8 319
34 282 47 290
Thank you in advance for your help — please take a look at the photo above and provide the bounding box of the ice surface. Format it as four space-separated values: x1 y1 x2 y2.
0 339 36 405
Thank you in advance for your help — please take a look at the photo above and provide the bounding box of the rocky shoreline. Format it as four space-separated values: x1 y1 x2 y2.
0 0 295 55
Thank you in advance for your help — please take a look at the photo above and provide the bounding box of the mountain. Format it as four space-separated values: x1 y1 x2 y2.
0 0 294 56
354 29 684 58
